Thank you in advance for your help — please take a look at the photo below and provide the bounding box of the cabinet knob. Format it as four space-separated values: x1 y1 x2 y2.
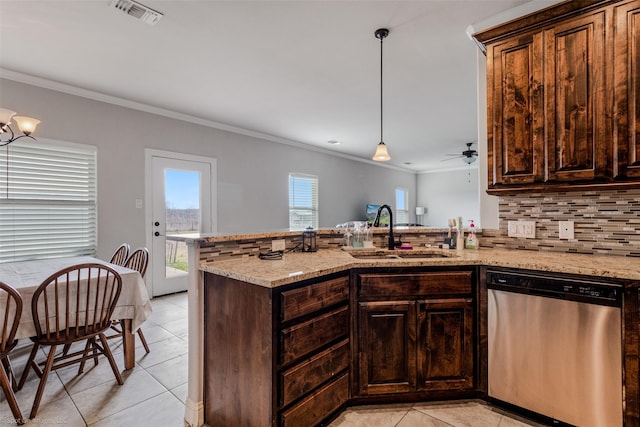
154 221 160 227
154 231 160 237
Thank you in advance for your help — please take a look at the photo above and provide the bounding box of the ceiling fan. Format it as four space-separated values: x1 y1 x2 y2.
442 142 478 164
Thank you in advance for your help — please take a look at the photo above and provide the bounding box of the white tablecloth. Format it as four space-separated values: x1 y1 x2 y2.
0 256 153 339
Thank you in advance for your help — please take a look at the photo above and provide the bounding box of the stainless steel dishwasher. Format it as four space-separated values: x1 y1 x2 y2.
487 269 622 427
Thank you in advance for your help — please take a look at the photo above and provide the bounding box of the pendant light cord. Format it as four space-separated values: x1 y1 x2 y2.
380 34 383 143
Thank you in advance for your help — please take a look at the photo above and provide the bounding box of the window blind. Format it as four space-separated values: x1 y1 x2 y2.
288 173 318 231
0 140 97 263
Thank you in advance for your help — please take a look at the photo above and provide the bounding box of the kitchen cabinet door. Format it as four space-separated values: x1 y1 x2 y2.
417 298 474 391
487 31 545 186
545 11 608 182
357 300 417 396
613 0 640 179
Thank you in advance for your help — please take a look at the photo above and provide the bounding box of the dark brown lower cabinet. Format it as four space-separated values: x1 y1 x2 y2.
354 269 476 398
204 272 350 427
418 298 474 391
358 301 417 395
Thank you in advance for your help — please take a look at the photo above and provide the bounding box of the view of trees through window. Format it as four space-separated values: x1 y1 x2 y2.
165 169 200 272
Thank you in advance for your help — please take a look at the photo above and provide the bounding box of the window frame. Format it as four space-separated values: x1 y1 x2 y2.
288 173 318 231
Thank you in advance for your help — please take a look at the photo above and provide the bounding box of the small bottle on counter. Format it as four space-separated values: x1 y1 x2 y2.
465 220 478 249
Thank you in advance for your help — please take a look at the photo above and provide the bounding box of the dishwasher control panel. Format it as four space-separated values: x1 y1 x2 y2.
487 269 622 307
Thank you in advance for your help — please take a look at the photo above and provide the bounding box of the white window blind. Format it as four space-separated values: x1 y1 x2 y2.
0 139 97 263
288 173 318 231
395 187 409 224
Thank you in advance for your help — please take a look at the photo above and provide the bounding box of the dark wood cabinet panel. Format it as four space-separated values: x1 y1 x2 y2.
280 276 349 322
614 1 640 179
280 373 349 427
487 31 545 185
545 11 607 182
357 301 417 395
280 338 349 407
359 271 473 299
418 298 474 391
280 305 349 365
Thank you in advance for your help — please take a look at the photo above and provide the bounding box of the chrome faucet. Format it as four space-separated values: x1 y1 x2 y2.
373 204 395 250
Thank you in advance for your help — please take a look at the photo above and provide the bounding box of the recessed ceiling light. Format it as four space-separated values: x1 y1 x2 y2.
327 140 341 145
404 162 412 165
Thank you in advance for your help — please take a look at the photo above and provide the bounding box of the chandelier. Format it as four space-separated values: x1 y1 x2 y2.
0 108 40 147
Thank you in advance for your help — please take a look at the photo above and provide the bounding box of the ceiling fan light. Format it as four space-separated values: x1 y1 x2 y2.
463 155 477 164
372 142 391 161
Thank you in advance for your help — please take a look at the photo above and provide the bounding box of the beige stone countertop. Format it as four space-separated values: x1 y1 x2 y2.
200 247 639 288
167 227 451 243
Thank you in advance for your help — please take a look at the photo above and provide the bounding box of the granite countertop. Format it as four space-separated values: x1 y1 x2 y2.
167 227 451 243
200 247 639 288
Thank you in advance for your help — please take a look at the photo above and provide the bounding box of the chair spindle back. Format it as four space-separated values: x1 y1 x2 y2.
31 263 122 344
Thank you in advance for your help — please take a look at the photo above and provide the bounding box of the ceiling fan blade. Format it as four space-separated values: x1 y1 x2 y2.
440 156 463 162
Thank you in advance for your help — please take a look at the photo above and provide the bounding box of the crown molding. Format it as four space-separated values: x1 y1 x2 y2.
1 68 412 173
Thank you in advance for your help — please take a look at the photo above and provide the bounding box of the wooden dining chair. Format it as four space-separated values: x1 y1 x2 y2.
108 248 150 353
17 263 124 419
109 243 130 266
0 281 24 425
61 242 130 358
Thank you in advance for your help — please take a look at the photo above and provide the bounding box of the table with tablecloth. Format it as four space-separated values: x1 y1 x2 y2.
0 256 153 369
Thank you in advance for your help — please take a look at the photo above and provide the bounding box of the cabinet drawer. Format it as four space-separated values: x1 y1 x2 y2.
280 276 349 322
280 338 349 407
280 372 349 427
280 305 349 365
359 271 472 298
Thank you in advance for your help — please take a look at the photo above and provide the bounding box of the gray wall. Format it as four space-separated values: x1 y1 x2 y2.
416 168 480 228
1 78 416 259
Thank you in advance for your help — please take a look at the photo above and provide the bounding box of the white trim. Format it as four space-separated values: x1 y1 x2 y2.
1 68 409 173
417 164 479 174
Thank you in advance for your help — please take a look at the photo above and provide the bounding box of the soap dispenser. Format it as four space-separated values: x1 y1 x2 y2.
465 220 478 249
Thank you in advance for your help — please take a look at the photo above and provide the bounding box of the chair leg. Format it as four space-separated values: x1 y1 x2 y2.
17 343 40 391
29 345 57 419
2 355 17 391
78 338 93 375
98 334 123 385
137 329 150 354
0 356 23 425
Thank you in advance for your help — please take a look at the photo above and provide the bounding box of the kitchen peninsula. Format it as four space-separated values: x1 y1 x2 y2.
174 229 640 427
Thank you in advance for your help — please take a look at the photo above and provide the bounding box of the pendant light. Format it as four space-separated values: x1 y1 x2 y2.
372 28 390 162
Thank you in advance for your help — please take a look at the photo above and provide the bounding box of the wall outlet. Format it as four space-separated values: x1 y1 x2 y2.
559 220 574 240
507 220 536 238
271 239 286 252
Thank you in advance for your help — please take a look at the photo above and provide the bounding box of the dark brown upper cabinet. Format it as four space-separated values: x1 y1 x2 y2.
475 0 640 194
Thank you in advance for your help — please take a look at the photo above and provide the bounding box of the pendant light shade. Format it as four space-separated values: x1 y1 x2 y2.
372 28 390 162
373 141 391 161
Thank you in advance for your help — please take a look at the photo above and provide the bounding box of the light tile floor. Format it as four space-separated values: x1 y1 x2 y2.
0 292 188 426
328 401 547 427
0 292 547 426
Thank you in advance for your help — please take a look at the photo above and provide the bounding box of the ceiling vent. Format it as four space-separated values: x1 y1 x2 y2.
110 0 163 25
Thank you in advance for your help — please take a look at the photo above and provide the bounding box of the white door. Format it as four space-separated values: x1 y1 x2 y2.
147 151 216 297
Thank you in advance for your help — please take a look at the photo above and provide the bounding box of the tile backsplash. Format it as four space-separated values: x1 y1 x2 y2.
481 189 640 257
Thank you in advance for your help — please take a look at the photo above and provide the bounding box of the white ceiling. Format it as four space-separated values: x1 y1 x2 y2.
0 0 556 171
